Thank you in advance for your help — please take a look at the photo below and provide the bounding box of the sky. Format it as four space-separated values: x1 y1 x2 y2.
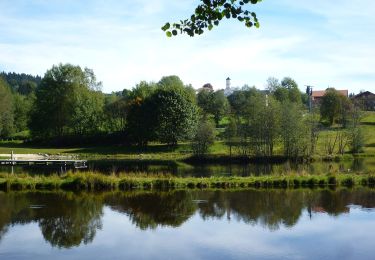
0 0 374 94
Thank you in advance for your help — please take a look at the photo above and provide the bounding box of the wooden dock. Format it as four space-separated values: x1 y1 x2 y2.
0 159 87 168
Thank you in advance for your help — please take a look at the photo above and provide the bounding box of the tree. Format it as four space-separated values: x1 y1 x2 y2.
242 93 280 156
192 120 216 156
30 64 104 139
348 106 364 153
227 86 258 119
265 77 280 93
0 72 41 94
197 89 229 126
211 90 229 126
103 95 128 132
150 87 198 145
12 93 34 133
126 96 157 146
281 77 301 103
0 77 14 138
197 88 213 115
162 0 262 37
280 102 309 158
320 88 351 126
271 77 301 103
125 81 158 146
126 77 198 146
224 116 238 156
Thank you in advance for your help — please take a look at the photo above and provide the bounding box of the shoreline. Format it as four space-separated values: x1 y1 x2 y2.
1 172 374 191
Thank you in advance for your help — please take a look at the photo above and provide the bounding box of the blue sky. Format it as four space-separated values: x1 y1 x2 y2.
0 0 374 93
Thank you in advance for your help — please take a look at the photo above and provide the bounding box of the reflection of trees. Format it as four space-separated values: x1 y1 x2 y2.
0 192 103 248
37 193 103 248
1 189 375 246
105 191 196 230
196 190 304 230
195 189 375 230
0 192 33 243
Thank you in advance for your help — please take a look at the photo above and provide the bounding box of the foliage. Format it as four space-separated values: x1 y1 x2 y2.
241 93 280 156
12 93 34 134
30 64 104 139
0 71 41 95
126 77 198 146
280 102 309 158
348 106 364 153
227 86 258 118
0 77 14 138
162 0 262 37
224 116 238 156
271 77 301 103
192 119 216 156
151 85 198 145
197 89 229 126
125 96 157 146
103 95 128 132
320 88 351 126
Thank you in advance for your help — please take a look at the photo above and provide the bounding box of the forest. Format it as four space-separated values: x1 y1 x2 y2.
0 63 364 159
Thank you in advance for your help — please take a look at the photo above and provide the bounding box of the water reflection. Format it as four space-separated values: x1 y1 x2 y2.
106 191 196 229
0 192 103 248
1 157 374 177
0 189 375 250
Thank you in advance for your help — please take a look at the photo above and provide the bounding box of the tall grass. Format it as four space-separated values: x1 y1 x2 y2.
0 171 374 191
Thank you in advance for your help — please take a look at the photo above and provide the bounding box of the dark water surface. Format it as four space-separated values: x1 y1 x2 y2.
0 189 374 259
1 157 375 176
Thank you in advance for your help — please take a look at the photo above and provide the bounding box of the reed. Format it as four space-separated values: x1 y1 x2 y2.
0 171 374 191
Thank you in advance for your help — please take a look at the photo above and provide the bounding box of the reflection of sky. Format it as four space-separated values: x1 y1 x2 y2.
1 206 375 260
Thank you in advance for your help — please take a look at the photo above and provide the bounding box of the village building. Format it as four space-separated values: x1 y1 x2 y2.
352 91 375 111
311 89 348 103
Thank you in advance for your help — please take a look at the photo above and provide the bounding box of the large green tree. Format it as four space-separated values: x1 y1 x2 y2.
320 88 351 126
271 77 302 104
197 89 229 126
126 77 198 146
12 93 34 134
30 64 104 139
280 102 309 158
151 87 198 145
0 77 14 139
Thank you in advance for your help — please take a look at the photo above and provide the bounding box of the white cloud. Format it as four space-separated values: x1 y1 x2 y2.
0 0 374 93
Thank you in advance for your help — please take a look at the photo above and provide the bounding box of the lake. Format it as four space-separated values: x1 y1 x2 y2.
0 189 374 259
1 157 375 176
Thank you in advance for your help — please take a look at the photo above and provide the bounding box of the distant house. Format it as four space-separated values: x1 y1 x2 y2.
352 91 375 111
312 89 348 103
197 83 214 93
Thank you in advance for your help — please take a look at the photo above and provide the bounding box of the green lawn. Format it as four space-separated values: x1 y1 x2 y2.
1 111 374 160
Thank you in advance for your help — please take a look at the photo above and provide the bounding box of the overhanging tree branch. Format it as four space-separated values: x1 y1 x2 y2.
162 0 262 37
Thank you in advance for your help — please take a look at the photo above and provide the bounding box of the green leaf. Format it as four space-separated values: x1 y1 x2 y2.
161 23 170 31
166 31 172 37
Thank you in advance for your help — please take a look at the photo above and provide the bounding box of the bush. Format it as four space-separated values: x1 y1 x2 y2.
191 120 215 156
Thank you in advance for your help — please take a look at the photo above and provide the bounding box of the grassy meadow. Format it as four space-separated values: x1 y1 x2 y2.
0 111 374 160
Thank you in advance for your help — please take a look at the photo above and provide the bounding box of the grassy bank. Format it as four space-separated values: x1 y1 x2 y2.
1 171 375 191
1 111 374 161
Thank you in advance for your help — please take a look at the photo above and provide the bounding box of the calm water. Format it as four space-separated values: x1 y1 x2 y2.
1 157 375 176
0 189 374 259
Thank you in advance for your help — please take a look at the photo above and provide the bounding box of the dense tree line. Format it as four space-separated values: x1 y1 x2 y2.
0 63 364 157
0 71 41 95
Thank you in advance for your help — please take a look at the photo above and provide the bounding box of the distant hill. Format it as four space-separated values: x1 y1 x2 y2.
0 71 42 95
